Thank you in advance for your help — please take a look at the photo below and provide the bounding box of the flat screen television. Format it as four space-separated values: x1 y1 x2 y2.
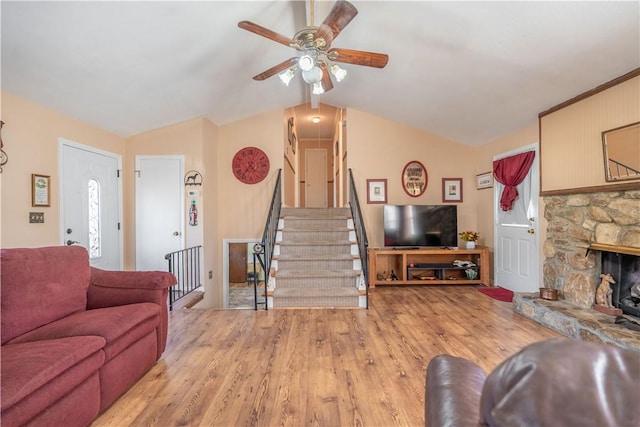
383 205 458 248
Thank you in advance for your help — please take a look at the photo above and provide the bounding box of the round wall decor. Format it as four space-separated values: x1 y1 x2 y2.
402 160 428 197
232 146 270 184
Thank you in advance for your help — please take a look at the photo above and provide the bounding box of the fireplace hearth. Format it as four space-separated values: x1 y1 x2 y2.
516 189 640 351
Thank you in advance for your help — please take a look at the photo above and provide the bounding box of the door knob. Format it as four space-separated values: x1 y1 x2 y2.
66 240 80 246
527 229 535 234
173 231 180 236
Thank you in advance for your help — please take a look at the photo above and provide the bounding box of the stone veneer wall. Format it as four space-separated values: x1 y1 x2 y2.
543 190 640 308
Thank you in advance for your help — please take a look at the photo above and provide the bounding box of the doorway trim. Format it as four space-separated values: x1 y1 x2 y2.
223 238 261 308
58 138 124 269
493 142 540 292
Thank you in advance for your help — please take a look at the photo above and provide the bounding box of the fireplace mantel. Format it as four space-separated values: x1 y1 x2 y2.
588 243 640 257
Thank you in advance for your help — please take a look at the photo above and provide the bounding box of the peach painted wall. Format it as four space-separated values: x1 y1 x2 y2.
211 110 284 306
540 75 640 192
123 117 210 269
347 108 479 249
474 122 541 283
0 92 124 248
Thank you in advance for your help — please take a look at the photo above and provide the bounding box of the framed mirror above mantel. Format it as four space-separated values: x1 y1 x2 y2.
602 121 640 182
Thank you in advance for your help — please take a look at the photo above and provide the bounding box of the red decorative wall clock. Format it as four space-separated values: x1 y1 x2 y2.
232 146 270 184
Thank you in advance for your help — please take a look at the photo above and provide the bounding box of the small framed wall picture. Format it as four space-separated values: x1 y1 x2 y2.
32 174 50 207
442 178 463 203
367 179 387 204
476 171 493 190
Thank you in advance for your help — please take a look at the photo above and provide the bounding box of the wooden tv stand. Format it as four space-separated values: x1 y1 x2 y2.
368 246 490 287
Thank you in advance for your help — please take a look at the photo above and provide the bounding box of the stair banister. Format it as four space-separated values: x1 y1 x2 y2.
348 169 370 309
253 169 282 310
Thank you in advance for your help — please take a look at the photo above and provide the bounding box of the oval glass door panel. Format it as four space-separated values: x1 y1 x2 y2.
402 161 428 197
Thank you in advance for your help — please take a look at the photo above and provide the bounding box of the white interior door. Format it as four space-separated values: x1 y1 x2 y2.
135 156 184 271
60 141 122 270
494 145 539 292
305 148 327 207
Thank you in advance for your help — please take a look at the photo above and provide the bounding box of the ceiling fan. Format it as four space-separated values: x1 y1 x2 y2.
238 0 388 94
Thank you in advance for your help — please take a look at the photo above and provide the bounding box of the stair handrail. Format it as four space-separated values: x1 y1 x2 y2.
348 168 369 309
254 169 282 309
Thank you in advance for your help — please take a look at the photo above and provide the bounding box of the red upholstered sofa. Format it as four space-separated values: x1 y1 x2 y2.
1 246 177 427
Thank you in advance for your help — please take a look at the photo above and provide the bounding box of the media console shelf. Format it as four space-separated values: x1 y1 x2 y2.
368 246 490 287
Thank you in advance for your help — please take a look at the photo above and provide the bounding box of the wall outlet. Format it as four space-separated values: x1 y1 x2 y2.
29 212 44 223
208 270 213 279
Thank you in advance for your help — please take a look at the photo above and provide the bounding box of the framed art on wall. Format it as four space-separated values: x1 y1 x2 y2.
367 179 387 204
402 160 428 197
442 178 463 203
32 174 50 207
476 171 493 189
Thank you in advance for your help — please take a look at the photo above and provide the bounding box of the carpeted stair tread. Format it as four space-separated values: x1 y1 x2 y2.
276 254 355 261
273 287 359 298
273 207 361 309
279 226 351 231
275 269 360 278
278 240 353 246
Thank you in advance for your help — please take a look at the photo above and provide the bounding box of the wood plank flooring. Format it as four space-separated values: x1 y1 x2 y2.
92 285 561 427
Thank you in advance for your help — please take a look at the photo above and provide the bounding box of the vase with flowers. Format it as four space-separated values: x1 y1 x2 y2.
459 231 479 249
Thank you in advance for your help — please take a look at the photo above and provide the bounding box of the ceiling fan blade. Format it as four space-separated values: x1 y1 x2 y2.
320 62 334 92
328 48 389 68
313 0 358 47
252 58 297 81
238 21 297 48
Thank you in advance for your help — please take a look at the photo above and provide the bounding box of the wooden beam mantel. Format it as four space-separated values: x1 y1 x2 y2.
588 243 640 257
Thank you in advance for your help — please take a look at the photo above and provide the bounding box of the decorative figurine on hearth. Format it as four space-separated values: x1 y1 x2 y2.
595 273 616 308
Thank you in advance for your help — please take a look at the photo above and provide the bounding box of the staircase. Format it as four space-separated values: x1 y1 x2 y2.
269 207 365 308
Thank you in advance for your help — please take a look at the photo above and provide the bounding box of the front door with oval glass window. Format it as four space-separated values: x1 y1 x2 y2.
60 141 122 270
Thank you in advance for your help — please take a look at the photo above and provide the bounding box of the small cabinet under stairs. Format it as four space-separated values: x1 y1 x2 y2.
368 246 490 287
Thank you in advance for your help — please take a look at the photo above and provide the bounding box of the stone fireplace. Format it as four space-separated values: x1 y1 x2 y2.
514 189 640 351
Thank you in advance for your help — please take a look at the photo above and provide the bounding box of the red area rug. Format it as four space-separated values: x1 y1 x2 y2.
477 286 514 302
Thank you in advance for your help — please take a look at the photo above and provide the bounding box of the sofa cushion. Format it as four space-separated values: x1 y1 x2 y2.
7 303 160 361
1 336 105 424
479 338 640 427
1 246 91 344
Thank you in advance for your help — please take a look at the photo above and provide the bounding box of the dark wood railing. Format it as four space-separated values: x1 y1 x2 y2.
165 245 202 310
348 169 369 309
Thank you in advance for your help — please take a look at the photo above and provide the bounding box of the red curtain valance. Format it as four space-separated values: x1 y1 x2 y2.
493 151 535 211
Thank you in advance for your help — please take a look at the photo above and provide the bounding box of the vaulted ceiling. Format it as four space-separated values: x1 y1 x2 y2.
2 1 638 145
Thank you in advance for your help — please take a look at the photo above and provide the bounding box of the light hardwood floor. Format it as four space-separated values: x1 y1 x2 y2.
92 285 561 427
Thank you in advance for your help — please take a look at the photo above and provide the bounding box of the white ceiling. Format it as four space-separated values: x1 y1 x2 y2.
2 1 638 145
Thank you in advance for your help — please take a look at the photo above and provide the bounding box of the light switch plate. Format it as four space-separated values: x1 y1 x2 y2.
29 212 44 223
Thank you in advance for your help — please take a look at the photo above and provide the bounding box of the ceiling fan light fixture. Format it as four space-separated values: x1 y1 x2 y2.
278 67 297 86
302 66 323 84
330 64 347 82
311 81 325 95
298 54 315 71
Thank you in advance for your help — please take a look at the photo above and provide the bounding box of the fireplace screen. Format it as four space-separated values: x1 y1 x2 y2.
602 252 640 318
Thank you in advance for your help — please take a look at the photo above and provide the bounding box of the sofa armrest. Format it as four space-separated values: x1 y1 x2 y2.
425 354 486 427
88 267 177 358
88 268 176 309
479 338 640 427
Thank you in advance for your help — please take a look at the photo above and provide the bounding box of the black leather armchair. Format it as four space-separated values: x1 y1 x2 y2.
426 338 640 427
